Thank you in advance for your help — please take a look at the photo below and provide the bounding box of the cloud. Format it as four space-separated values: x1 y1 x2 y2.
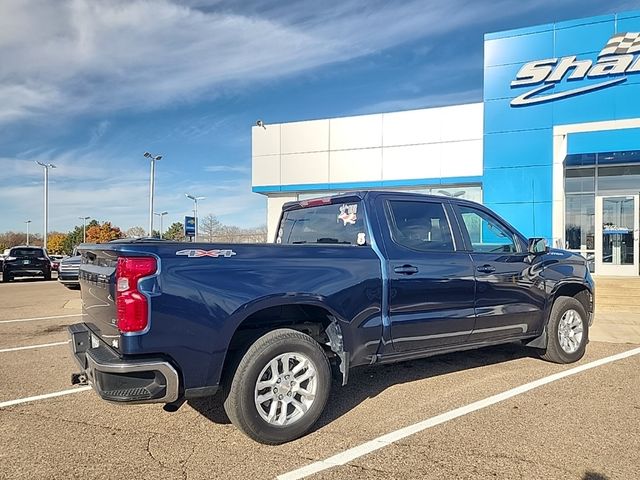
0 0 576 126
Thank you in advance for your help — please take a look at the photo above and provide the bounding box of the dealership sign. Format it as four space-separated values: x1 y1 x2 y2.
184 216 196 237
510 32 640 106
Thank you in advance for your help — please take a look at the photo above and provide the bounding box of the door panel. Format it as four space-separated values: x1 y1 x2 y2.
456 204 546 341
378 197 476 352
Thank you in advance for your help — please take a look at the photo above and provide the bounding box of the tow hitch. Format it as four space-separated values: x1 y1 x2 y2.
71 372 88 386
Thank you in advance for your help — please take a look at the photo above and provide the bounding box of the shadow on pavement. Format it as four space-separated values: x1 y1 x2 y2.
188 343 536 429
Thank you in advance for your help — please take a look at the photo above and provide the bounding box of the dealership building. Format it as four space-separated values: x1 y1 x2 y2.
252 10 640 277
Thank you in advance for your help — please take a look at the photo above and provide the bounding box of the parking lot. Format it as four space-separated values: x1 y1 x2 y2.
0 279 638 480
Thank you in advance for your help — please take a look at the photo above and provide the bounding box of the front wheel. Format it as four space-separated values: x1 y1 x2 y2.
541 296 588 364
223 328 332 444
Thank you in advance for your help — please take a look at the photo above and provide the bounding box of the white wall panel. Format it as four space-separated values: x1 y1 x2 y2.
383 108 444 146
439 140 483 177
252 154 280 186
440 103 483 141
281 119 329 154
281 152 329 185
252 124 281 157
329 114 383 150
329 148 383 183
383 143 441 180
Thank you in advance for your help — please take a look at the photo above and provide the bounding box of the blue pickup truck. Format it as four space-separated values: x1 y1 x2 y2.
68 191 593 444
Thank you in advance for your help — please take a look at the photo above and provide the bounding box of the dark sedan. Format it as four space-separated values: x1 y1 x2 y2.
2 246 52 282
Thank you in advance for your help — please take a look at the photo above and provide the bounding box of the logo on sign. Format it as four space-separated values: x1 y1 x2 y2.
176 249 237 258
510 32 640 106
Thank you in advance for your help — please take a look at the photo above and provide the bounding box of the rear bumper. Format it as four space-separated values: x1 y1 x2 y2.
68 323 180 404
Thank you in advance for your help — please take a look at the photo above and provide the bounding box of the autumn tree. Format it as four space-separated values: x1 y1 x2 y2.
85 222 124 243
62 220 99 254
47 232 67 254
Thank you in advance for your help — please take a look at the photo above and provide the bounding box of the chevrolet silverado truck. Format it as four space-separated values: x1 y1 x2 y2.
68 191 593 444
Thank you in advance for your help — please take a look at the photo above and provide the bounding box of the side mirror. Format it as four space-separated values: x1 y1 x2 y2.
528 237 549 255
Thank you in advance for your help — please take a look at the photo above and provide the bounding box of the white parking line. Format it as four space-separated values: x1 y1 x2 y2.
277 346 640 480
0 313 82 324
0 387 92 409
0 341 70 353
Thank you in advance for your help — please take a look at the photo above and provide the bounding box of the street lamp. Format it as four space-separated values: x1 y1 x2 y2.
153 211 168 238
185 193 205 242
24 220 32 246
78 216 90 243
35 161 56 250
143 151 163 236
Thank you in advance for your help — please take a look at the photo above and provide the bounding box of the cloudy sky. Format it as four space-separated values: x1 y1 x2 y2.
0 0 634 235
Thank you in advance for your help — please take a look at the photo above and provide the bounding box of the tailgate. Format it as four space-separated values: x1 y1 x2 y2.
79 249 120 349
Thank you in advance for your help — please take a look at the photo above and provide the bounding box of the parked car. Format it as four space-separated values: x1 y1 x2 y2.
2 246 52 282
68 191 594 444
50 254 65 272
58 255 81 289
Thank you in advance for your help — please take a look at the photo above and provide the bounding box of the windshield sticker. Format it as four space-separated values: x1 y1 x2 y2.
338 204 358 226
357 232 366 246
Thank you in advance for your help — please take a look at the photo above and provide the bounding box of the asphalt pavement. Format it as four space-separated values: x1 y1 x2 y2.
0 279 638 479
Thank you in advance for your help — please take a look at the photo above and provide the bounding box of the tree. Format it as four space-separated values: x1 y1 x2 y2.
47 232 67 254
62 220 99 254
126 226 146 238
86 222 124 244
199 214 222 242
164 222 185 241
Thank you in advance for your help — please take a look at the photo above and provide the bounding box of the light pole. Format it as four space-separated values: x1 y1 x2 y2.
143 152 163 236
25 220 32 246
154 211 168 238
79 216 90 242
35 161 56 250
185 193 205 242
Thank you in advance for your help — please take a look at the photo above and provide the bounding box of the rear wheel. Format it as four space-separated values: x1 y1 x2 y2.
541 296 588 364
2 272 10 283
223 328 331 444
44 271 52 281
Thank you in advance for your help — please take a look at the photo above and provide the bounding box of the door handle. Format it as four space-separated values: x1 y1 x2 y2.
477 264 496 274
394 264 419 275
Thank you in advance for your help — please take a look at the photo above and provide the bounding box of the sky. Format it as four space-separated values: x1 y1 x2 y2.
0 0 636 235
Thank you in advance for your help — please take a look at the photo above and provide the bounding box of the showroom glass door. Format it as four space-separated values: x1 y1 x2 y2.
595 195 639 276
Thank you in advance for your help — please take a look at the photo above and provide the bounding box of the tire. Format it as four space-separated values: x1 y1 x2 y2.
1 273 9 283
44 271 52 281
223 328 332 445
540 296 588 364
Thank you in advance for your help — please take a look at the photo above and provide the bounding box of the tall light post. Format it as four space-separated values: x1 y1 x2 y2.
185 193 205 242
25 220 32 246
79 216 90 243
154 211 168 238
35 161 56 250
143 152 162 236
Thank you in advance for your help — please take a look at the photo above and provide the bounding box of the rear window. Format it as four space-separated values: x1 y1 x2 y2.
278 201 365 245
10 248 45 257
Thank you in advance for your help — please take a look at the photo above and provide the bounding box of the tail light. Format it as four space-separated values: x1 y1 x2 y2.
115 257 157 333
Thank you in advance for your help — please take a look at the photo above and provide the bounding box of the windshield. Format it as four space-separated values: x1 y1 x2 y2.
278 201 366 245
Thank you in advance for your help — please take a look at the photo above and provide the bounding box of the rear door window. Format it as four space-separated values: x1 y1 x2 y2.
386 200 455 252
278 201 365 245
